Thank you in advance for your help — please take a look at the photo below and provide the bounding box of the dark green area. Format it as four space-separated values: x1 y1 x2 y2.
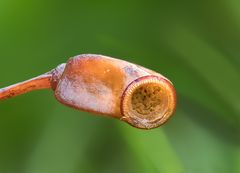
0 0 240 173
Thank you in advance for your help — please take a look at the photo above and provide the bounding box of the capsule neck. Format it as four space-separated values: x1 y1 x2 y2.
50 63 66 90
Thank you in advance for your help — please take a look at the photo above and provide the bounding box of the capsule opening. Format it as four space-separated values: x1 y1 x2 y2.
121 76 176 129
131 83 168 118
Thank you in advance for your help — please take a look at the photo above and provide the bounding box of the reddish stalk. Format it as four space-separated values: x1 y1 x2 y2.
0 74 52 100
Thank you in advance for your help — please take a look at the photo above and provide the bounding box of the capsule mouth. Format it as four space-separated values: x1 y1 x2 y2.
121 75 176 129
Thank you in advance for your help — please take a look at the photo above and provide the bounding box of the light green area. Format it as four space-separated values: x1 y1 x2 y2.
0 0 239 172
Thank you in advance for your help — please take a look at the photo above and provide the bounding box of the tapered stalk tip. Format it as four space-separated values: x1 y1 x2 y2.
0 74 52 101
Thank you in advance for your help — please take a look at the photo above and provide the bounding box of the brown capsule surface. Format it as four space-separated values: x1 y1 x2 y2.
54 54 176 129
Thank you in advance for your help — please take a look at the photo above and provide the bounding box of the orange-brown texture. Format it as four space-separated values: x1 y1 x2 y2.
0 54 177 129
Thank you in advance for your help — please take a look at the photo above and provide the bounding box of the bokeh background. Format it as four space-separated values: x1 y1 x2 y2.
0 0 240 173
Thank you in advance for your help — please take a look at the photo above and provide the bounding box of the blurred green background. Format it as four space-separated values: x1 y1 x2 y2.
0 0 240 173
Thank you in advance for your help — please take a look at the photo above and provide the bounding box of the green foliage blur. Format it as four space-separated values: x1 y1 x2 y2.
0 0 240 173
